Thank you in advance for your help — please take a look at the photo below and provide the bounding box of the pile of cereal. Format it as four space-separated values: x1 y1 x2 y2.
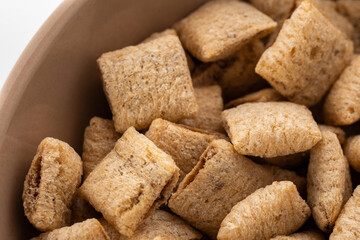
22 0 360 239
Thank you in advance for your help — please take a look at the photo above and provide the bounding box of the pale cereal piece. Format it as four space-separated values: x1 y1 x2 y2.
217 181 311 240
344 135 360 172
78 127 179 237
98 34 198 133
145 118 225 182
222 102 322 158
307 130 349 232
31 218 109 240
296 0 354 37
270 229 325 240
82 117 121 178
324 55 360 125
260 152 308 169
23 137 82 231
179 85 224 133
71 193 100 224
255 0 354 106
174 0 277 62
250 0 295 21
318 124 346 144
337 0 360 53
330 186 360 240
142 29 177 43
100 210 202 240
225 88 285 109
168 139 306 238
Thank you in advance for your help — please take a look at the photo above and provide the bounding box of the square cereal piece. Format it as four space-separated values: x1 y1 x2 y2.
168 139 305 238
78 127 179 237
98 34 198 133
100 210 202 240
174 0 276 62
255 0 353 106
222 102 322 158
82 117 121 178
179 85 224 133
145 118 225 182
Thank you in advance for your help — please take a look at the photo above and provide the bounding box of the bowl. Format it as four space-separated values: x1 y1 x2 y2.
0 0 207 238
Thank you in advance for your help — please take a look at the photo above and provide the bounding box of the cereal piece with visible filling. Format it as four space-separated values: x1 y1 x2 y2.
225 88 285 109
179 85 224 133
307 130 350 232
23 137 82 231
270 229 325 240
168 139 306 238
217 181 311 240
98 34 198 133
255 0 353 106
222 102 322 158
78 127 179 237
31 218 109 240
344 135 360 172
324 55 360 125
100 210 202 240
145 118 225 182
82 117 121 178
174 0 276 62
330 185 360 240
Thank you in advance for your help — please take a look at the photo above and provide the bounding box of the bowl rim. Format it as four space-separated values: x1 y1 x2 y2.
0 0 88 147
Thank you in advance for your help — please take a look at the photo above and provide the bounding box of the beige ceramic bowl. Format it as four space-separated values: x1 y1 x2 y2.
0 0 207 238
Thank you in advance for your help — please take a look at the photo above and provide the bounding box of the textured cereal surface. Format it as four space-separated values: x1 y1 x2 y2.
78 127 179 237
250 0 295 21
175 0 276 62
71 193 99 224
100 210 202 240
344 135 360 172
318 124 346 144
145 118 224 182
330 186 360 240
179 85 224 133
222 102 322 158
23 137 82 231
225 88 285 109
82 117 121 178
98 34 198 133
307 130 349 232
142 29 177 43
324 55 360 125
31 218 109 240
217 181 311 240
270 229 325 240
255 0 353 106
168 139 305 238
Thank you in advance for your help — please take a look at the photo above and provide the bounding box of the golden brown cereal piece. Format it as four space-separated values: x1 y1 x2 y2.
99 218 122 240
255 0 353 106
217 181 311 240
31 218 109 240
270 229 325 240
100 210 202 240
174 0 277 62
179 85 224 133
145 118 224 182
222 102 322 158
142 29 177 43
23 137 82 231
343 157 353 204
330 186 360 240
307 130 349 232
344 135 360 172
323 55 360 125
337 0 360 53
82 117 121 178
225 88 285 109
98 34 198 133
78 127 179 237
318 124 346 144
250 0 295 21
168 139 306 238
71 193 100 224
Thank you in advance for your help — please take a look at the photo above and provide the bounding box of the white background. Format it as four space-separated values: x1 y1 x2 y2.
0 0 63 91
